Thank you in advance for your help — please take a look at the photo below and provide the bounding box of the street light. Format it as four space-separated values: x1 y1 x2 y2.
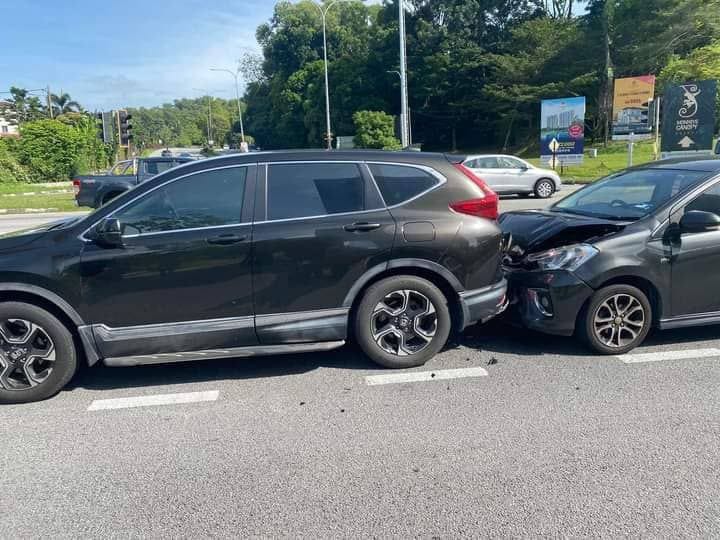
310 0 351 150
209 67 246 148
386 70 408 146
398 0 410 148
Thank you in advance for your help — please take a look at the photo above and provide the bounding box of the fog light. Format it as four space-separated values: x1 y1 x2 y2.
527 289 554 318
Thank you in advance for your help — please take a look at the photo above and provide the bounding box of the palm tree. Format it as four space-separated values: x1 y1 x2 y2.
50 92 82 116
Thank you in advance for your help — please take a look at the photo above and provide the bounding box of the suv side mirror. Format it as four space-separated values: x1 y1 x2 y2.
680 210 720 234
94 217 124 247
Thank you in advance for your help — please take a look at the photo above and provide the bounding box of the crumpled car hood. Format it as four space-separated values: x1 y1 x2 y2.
498 210 626 264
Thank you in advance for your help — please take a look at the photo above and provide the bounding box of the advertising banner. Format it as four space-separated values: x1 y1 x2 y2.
661 80 718 158
612 75 656 140
540 96 585 165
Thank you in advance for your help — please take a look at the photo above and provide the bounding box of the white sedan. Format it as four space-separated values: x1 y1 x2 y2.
463 155 562 198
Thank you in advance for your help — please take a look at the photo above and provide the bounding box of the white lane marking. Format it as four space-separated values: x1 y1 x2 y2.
87 390 220 411
365 367 488 386
618 348 720 364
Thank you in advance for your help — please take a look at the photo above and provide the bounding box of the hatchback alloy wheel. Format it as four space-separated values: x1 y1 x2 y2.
592 294 646 349
580 284 652 355
371 289 438 356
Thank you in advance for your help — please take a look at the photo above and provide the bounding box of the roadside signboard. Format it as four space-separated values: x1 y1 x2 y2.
540 96 585 165
612 76 656 140
661 80 718 158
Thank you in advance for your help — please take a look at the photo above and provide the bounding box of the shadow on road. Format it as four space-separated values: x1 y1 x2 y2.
69 345 377 392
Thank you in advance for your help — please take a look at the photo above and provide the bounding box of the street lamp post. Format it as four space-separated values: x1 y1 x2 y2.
311 0 346 150
387 70 407 145
398 0 410 148
210 67 246 148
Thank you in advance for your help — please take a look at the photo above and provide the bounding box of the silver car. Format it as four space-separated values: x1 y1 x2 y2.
463 155 562 198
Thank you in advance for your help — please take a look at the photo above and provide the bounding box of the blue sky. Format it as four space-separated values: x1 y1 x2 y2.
1 0 277 110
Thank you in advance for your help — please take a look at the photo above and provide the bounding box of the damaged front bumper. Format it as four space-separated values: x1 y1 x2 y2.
505 268 594 336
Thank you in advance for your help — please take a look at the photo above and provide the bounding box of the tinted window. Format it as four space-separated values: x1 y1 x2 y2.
686 183 720 217
144 160 177 176
116 167 246 235
470 157 500 169
369 164 439 206
553 168 709 220
267 163 365 220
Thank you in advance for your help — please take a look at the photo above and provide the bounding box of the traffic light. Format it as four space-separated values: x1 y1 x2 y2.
117 109 133 147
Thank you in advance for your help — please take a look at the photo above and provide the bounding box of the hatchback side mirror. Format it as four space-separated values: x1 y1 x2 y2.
94 217 124 247
680 210 720 234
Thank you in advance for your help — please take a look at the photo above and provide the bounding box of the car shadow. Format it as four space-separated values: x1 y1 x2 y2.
69 345 377 392
459 318 720 358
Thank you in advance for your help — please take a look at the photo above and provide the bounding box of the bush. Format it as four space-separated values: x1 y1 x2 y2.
353 111 402 150
16 120 83 182
0 143 31 183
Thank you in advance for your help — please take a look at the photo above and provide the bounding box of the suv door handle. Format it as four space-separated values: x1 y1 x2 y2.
344 222 382 233
206 233 247 245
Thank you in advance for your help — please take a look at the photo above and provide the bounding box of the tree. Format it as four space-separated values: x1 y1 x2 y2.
50 93 82 116
353 110 402 149
16 120 83 182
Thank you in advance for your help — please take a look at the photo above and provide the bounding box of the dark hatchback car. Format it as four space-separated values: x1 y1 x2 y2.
500 157 720 354
0 150 507 403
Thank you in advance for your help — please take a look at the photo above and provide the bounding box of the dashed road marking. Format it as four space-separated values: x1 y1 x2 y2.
617 348 720 364
365 367 488 386
87 390 220 411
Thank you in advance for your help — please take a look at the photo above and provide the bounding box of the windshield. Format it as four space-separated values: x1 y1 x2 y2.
552 168 711 220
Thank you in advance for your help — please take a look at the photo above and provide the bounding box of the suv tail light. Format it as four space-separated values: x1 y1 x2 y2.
450 163 499 220
72 179 80 196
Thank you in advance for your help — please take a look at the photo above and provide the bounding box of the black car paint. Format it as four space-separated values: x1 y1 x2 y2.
0 150 507 368
500 158 720 336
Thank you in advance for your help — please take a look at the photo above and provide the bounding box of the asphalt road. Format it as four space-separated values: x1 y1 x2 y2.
5 183 720 536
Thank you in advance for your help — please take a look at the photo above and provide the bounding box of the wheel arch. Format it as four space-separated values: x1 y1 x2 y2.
344 261 465 334
0 284 98 366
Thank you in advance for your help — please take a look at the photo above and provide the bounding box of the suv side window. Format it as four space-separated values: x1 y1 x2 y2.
685 182 720 217
369 164 440 206
267 163 366 220
144 160 176 176
115 167 247 235
499 157 523 168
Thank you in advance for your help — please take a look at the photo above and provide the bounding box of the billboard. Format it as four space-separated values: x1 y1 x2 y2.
540 96 585 165
612 75 656 140
661 80 718 158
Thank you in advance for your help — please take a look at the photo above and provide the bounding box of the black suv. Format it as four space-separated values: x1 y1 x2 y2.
0 151 507 403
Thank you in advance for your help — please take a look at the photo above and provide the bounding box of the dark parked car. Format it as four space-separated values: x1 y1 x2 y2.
0 150 507 403
74 156 195 208
500 157 720 354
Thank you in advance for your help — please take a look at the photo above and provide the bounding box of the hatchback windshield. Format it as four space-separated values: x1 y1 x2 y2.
552 168 711 220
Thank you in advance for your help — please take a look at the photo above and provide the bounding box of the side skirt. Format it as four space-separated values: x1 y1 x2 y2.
659 311 720 330
104 341 346 367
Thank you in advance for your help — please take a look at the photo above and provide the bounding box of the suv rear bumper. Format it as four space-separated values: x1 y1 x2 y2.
459 279 508 329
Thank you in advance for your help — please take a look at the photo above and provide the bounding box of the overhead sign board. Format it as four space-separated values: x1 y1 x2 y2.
612 76 656 140
661 80 717 158
540 96 585 165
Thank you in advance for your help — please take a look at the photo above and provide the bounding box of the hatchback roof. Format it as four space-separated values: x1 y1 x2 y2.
636 156 720 172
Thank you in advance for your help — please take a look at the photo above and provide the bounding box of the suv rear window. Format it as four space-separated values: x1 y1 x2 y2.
267 163 366 220
369 164 439 206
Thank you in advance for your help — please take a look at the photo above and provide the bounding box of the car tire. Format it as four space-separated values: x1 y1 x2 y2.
0 302 77 404
534 178 556 199
579 285 652 355
354 276 451 369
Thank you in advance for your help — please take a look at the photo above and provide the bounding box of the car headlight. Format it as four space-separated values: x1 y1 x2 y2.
526 243 598 271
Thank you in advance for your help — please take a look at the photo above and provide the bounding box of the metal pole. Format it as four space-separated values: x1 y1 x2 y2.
46 85 53 119
234 73 246 143
321 11 332 149
398 0 409 148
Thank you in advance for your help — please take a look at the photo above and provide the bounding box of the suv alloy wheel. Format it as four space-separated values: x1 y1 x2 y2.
0 302 77 404
354 276 451 368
